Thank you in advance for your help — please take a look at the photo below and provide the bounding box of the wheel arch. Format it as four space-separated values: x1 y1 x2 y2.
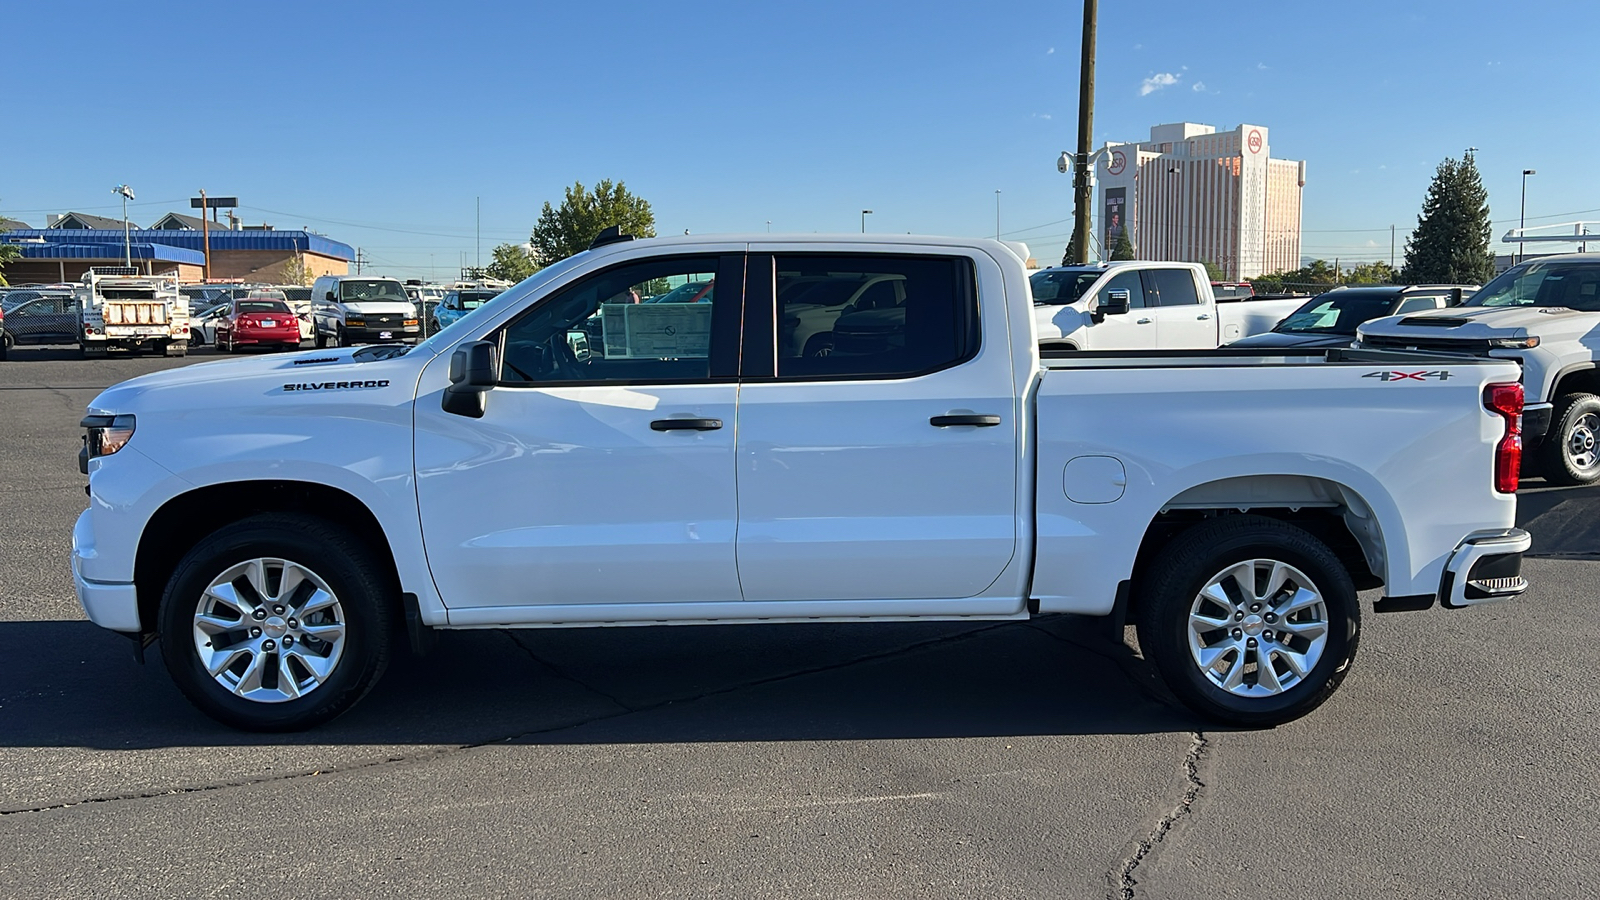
1550 362 1600 406
1123 474 1388 623
133 480 402 636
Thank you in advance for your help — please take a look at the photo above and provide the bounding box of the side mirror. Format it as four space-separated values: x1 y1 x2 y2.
1101 289 1132 316
325 291 337 302
442 340 498 418
1449 288 1463 306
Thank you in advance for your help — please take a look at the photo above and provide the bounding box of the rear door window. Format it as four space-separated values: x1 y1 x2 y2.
1148 269 1201 306
771 254 977 379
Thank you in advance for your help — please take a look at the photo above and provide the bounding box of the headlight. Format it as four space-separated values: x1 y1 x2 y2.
80 414 136 472
1488 336 1539 349
346 315 366 326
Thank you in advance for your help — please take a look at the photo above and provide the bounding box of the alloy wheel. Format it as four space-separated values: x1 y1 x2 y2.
191 557 347 703
1185 559 1329 698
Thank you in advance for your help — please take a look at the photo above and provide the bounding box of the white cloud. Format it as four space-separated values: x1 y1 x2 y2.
1192 81 1206 92
1140 72 1180 96
1257 62 1269 70
1032 113 1052 120
1134 43 1143 50
1047 47 1055 54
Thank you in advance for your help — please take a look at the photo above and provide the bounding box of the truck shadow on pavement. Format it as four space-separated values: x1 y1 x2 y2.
0 616 1198 749
1516 478 1600 558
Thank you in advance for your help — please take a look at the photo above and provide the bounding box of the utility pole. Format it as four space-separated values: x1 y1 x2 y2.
1071 0 1098 264
355 248 367 275
199 188 211 281
476 196 482 274
1390 224 1395 270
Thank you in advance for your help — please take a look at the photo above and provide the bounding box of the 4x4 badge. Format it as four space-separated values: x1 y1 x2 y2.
1363 370 1452 382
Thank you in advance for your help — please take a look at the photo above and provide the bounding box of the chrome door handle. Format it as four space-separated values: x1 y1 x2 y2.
1136 318 1153 325
930 414 1002 427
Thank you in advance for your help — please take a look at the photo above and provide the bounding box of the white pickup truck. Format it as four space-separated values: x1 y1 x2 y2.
73 233 1530 731
1357 253 1600 485
1031 261 1302 350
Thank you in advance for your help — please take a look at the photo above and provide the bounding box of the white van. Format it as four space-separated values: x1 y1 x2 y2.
310 275 420 347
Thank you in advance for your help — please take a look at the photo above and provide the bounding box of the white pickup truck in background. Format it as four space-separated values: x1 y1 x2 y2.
72 233 1529 732
1357 253 1600 485
1032 261 1302 350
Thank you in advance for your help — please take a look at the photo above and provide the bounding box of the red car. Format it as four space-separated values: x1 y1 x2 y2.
216 296 302 352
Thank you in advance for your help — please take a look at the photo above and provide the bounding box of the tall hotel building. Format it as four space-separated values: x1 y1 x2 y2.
1096 122 1306 279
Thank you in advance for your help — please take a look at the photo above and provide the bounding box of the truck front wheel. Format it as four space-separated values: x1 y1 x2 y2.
157 513 393 731
1135 515 1359 727
1538 392 1600 486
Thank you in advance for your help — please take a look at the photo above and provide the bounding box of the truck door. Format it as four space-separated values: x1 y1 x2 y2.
733 250 1019 602
414 252 746 610
1146 267 1214 349
1087 269 1160 349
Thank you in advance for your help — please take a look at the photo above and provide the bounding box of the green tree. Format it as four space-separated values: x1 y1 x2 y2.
1344 260 1397 284
486 243 537 283
1201 259 1226 281
1061 232 1081 266
0 243 19 286
1401 152 1495 285
1109 228 1136 261
530 179 657 266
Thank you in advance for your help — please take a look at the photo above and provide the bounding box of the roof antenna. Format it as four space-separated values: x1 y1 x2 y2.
589 225 634 249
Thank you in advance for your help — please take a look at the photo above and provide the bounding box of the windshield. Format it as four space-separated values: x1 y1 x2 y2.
1275 292 1398 334
1030 269 1103 305
339 280 408 303
237 300 291 314
456 290 498 310
412 251 590 356
1468 261 1600 311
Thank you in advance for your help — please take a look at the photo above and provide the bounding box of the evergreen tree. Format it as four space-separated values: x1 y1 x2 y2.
530 180 657 266
0 242 19 286
1110 227 1136 261
1401 152 1494 284
1061 232 1081 266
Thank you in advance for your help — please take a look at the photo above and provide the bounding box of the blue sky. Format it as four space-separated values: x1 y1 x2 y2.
4 0 1597 278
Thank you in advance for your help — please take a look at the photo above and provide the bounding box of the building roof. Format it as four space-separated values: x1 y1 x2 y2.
10 241 207 264
3 228 354 261
148 212 215 231
50 212 134 230
0 217 32 231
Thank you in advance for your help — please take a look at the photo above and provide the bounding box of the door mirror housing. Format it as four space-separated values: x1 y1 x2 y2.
442 340 498 418
325 291 337 302
1101 289 1132 316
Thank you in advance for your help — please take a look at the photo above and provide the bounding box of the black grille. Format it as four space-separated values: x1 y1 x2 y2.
1360 334 1492 355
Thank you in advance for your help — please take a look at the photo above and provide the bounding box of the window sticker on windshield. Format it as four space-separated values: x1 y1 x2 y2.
601 304 712 359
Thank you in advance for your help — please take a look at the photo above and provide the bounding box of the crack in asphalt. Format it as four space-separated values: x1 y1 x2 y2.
1109 731 1209 900
501 630 637 713
0 621 1011 818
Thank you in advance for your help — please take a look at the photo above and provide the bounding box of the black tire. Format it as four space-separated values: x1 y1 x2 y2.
1134 515 1359 727
1537 393 1600 486
158 513 393 731
334 325 346 348
314 328 327 349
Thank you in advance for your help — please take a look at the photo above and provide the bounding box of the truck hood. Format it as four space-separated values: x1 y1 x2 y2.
1226 331 1352 349
88 345 432 414
1359 305 1598 341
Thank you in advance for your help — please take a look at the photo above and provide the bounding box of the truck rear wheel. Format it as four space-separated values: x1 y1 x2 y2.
1538 392 1600 486
158 513 393 731
1135 515 1359 727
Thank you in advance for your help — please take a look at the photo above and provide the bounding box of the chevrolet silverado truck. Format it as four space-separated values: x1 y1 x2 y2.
1357 253 1600 485
1030 261 1302 350
73 232 1530 731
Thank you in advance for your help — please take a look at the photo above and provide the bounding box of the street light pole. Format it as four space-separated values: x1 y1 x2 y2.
1520 169 1536 264
112 184 135 267
861 210 873 233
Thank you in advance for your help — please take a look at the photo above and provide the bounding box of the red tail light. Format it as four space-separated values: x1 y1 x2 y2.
1484 382 1523 494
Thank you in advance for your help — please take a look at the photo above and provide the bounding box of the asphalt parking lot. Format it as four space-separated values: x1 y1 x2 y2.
2 344 1598 900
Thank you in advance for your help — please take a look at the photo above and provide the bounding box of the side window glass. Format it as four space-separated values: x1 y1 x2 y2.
1149 269 1200 306
775 254 976 379
1395 297 1436 314
498 256 726 386
1102 270 1147 309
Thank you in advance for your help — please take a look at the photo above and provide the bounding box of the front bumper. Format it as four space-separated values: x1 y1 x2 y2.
1440 528 1532 609
345 324 420 343
72 510 141 632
